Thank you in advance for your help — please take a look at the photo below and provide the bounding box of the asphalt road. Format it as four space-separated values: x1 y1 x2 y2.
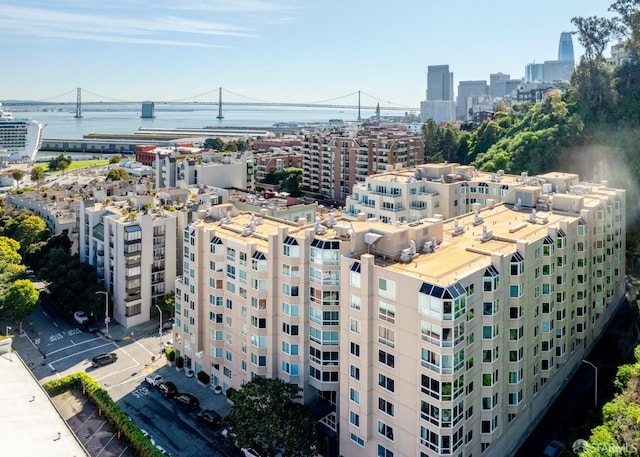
16 297 238 457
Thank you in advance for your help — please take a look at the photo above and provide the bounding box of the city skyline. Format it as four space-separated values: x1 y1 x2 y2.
1 1 611 107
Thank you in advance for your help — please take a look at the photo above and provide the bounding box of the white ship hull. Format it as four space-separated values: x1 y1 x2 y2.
0 104 44 163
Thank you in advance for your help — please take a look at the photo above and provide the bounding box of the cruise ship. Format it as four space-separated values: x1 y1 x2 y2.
0 103 44 163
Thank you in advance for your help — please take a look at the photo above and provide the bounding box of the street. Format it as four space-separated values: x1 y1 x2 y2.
9 301 238 457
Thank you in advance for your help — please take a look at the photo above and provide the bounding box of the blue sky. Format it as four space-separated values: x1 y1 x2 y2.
0 1 613 108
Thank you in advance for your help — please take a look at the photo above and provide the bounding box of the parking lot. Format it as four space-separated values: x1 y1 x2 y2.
52 390 136 457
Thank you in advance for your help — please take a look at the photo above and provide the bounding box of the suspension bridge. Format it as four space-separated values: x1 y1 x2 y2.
2 87 419 121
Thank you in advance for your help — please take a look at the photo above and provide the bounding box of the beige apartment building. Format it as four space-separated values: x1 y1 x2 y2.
173 172 625 457
79 199 178 328
345 163 555 223
301 131 424 203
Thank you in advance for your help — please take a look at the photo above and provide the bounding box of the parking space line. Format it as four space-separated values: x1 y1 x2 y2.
117 446 130 457
86 419 107 442
95 432 117 457
46 337 104 356
79 409 97 428
47 341 118 367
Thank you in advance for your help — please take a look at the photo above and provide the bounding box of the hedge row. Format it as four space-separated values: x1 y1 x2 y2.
43 372 164 457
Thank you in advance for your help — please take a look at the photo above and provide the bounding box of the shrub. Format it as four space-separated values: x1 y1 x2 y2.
165 347 175 362
175 355 184 369
43 373 163 457
225 387 238 402
197 371 210 385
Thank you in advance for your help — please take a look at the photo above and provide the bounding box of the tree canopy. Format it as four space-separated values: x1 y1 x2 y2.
2 279 39 332
106 169 130 181
223 377 318 457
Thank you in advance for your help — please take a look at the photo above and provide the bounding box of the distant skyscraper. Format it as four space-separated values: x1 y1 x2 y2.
490 72 510 97
456 80 487 120
558 32 575 61
427 65 454 101
525 63 545 82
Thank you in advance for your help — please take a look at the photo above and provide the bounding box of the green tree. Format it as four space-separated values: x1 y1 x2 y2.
106 169 130 181
3 279 39 332
156 291 175 316
48 154 71 174
226 141 238 152
30 165 46 191
224 377 318 457
204 138 225 150
422 119 442 162
11 215 48 253
109 155 122 164
11 169 25 189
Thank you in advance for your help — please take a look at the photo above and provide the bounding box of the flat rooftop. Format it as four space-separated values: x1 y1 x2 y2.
0 343 88 456
386 203 582 285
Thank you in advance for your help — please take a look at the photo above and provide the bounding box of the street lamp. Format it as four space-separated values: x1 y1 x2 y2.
582 359 598 408
154 304 163 347
96 291 109 335
5 326 10 337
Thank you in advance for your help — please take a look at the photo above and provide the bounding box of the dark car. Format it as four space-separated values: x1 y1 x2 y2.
197 409 222 429
91 352 118 367
175 392 199 410
158 381 178 398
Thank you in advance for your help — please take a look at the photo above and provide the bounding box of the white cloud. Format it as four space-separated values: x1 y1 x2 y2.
0 2 296 47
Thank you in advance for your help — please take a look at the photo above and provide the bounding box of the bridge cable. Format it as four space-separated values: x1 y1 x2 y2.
81 89 133 103
359 91 416 109
32 89 78 103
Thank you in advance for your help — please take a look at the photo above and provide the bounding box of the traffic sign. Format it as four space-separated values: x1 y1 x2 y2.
105 317 110 324
34 338 40 345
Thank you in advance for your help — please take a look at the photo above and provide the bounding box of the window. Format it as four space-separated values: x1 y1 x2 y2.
350 295 361 310
349 410 360 427
282 302 299 317
378 277 396 299
378 397 395 417
379 349 395 368
350 342 360 357
282 323 299 336
378 326 395 348
377 444 393 457
377 421 394 441
349 388 360 404
508 390 523 406
483 300 499 316
350 318 360 334
350 364 360 380
378 301 396 323
378 373 395 392
350 433 365 447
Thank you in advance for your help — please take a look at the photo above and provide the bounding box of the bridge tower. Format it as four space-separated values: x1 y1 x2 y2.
357 90 361 122
216 87 224 119
74 87 82 119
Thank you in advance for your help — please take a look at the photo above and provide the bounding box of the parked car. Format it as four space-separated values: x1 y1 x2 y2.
161 318 174 331
74 311 89 325
87 323 100 333
196 409 222 429
145 373 164 387
542 440 565 457
91 352 117 367
242 448 266 457
175 392 199 410
158 381 178 398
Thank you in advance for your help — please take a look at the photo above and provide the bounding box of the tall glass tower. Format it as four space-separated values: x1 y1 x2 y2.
558 32 575 61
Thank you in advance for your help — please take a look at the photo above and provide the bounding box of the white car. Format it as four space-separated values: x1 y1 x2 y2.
73 311 88 325
145 373 164 387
